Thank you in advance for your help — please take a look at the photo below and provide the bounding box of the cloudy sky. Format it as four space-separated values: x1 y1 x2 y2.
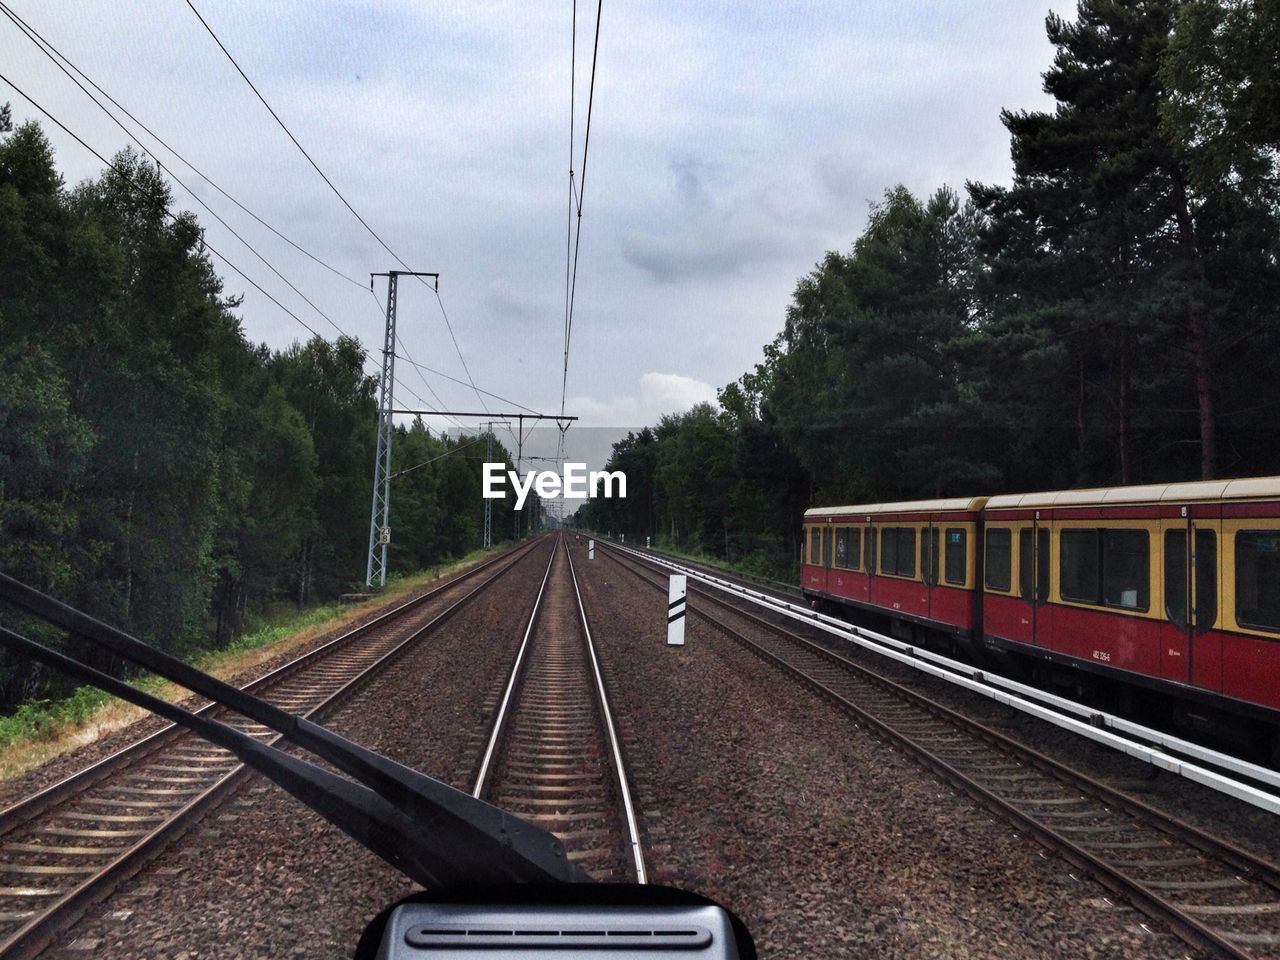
3 0 1076 449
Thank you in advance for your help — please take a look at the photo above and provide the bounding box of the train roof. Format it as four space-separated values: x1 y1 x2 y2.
804 496 987 519
805 476 1280 519
986 475 1280 509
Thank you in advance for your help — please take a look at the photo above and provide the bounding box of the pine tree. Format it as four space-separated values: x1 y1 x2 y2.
971 0 1255 482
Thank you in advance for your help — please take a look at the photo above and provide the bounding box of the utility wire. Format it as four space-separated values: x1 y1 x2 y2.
560 0 604 419
392 354 544 415
395 337 466 432
0 3 369 353
388 436 484 481
183 0 492 413
182 0 388 260
0 1 363 291
0 72 344 350
561 0 577 420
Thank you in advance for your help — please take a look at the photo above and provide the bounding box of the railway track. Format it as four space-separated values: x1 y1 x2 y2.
600 542 1280 960
472 534 645 884
0 538 548 960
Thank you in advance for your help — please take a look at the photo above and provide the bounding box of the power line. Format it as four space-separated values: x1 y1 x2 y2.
562 0 577 421
388 436 484 481
0 3 367 352
392 353 542 415
183 0 493 413
182 0 391 261
432 287 490 414
0 1 365 291
560 0 604 419
0 71 344 350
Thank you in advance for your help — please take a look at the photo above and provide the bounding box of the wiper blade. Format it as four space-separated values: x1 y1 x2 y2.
0 574 587 888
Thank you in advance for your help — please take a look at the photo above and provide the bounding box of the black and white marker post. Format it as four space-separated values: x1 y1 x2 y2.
667 574 687 646
589 539 595 560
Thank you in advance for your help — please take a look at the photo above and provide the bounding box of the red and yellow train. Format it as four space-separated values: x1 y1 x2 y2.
801 477 1280 741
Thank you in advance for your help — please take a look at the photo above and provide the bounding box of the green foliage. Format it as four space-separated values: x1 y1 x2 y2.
0 116 514 713
0 675 165 750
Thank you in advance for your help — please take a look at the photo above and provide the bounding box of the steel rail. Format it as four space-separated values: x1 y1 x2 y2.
1 540 539 836
601 543 1280 960
471 546 558 799
565 543 647 884
0 538 548 960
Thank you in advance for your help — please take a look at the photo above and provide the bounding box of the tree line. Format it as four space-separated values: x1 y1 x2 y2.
576 0 1280 577
0 118 518 710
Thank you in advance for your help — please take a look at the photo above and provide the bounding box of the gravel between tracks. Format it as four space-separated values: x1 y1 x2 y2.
33 541 554 959
578 541 1204 959
707 573 1280 871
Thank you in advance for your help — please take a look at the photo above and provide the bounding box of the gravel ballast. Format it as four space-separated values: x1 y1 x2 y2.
35 541 554 959
577 541 1203 959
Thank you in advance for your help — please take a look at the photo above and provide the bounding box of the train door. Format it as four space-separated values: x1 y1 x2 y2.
820 524 833 593
1191 510 1222 692
1160 509 1219 686
1161 513 1192 682
1013 520 1046 645
864 520 877 608
922 521 940 620
1031 518 1050 642
804 525 823 592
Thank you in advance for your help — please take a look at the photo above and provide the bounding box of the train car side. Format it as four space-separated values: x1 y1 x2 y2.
803 477 1280 755
802 497 986 642
980 478 1280 725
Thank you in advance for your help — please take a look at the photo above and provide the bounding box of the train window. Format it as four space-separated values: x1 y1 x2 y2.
985 527 1012 592
834 528 851 568
1195 530 1217 630
1060 528 1101 604
898 528 916 578
1236 530 1280 633
881 527 899 575
865 526 877 574
944 528 967 585
1165 530 1188 628
808 528 820 565
821 527 832 568
923 527 939 586
879 527 917 578
848 528 862 571
1102 529 1149 610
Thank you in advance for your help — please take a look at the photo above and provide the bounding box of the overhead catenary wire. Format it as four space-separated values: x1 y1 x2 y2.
388 435 485 481
560 0 604 422
0 0 366 291
393 353 543 416
0 72 349 351
0 3 363 347
183 0 492 414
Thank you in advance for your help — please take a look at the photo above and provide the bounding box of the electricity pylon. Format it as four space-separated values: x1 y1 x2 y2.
366 270 438 588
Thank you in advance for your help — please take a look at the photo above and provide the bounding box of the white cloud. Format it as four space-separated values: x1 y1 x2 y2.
639 372 718 414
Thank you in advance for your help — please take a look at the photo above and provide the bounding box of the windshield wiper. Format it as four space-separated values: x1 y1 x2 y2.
0 572 588 889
